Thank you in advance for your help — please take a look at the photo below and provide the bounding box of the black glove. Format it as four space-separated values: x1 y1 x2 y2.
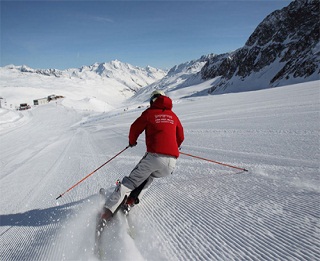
129 142 137 147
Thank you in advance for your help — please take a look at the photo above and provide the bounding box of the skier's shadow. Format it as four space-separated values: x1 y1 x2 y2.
0 195 97 229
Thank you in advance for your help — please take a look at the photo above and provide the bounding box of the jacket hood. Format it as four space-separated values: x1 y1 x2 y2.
151 96 172 110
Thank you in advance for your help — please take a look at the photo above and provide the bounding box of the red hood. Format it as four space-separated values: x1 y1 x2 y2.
151 96 173 110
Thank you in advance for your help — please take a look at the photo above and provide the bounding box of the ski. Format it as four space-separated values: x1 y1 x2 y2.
94 181 141 258
94 186 128 259
94 188 112 259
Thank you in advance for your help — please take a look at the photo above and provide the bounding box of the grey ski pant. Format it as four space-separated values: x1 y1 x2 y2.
105 152 177 213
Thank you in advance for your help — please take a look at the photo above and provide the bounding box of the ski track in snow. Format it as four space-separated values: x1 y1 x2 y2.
0 82 320 260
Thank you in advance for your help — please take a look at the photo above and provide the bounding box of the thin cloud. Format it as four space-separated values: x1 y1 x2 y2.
88 15 114 24
71 12 114 24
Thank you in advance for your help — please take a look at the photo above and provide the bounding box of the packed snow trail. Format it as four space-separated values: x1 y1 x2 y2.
0 82 319 260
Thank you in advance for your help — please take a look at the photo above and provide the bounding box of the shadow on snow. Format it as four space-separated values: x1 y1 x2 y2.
0 195 98 233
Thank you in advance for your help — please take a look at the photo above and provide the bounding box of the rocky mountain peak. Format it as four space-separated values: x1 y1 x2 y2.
201 0 319 94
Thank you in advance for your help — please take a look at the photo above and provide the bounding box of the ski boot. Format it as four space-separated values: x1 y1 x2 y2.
122 196 139 215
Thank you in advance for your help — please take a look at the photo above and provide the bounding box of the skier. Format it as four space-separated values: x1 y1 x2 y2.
99 90 184 223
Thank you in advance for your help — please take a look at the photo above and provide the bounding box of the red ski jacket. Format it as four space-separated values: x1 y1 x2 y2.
129 96 184 158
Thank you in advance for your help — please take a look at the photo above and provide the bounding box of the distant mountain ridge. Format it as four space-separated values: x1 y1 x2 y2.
4 60 167 92
128 54 215 103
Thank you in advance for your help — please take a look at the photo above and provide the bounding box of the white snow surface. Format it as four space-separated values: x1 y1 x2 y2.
0 80 320 260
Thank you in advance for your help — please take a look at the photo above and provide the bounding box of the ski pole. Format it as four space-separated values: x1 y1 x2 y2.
56 145 130 200
180 151 248 172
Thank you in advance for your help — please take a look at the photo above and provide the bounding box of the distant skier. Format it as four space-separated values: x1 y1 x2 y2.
100 90 184 223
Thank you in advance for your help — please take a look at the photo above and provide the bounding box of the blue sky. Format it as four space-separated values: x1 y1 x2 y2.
1 1 291 70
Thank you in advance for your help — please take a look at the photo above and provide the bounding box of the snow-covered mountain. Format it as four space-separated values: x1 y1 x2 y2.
0 61 167 111
75 60 166 91
139 0 319 99
201 0 319 94
8 60 166 91
129 54 214 103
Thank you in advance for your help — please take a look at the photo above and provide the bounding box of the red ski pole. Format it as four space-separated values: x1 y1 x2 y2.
180 151 248 172
56 146 130 200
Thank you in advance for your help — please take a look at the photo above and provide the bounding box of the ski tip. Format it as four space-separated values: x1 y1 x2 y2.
244 169 249 172
56 195 62 200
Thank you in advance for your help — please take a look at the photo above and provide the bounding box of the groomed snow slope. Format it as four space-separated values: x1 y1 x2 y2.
0 81 319 260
